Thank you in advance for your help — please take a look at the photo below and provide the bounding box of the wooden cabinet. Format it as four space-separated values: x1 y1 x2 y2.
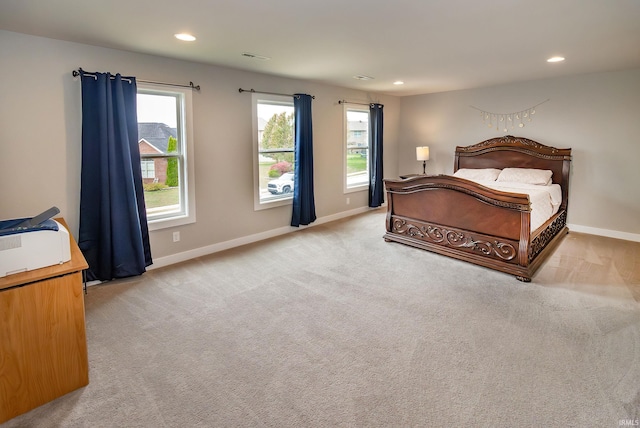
0 218 89 424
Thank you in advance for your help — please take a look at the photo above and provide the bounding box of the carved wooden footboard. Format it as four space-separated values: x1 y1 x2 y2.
384 136 572 281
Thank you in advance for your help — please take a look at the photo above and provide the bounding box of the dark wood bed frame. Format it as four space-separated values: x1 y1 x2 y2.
383 135 572 281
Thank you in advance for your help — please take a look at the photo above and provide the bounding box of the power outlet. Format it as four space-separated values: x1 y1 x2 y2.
346 197 350 205
172 231 180 242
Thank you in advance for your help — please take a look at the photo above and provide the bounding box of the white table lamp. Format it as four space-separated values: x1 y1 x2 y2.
416 146 430 174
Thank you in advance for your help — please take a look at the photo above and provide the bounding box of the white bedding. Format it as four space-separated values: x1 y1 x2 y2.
470 180 562 231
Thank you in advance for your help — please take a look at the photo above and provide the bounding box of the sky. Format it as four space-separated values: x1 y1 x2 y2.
137 93 177 128
258 103 293 122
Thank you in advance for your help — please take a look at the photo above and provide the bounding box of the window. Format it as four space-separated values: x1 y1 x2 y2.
344 105 370 191
141 159 155 179
137 84 195 230
252 93 295 210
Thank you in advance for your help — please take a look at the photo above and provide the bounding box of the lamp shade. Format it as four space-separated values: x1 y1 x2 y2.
416 146 430 161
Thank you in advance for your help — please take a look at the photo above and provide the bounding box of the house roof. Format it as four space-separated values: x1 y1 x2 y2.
138 123 177 154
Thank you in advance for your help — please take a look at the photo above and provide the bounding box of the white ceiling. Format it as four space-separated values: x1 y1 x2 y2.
1 0 639 96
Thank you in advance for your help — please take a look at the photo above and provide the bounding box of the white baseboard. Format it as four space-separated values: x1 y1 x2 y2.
567 223 640 242
86 209 633 282
149 205 384 270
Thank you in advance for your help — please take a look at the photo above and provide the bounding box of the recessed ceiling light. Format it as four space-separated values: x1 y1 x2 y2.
353 75 374 81
547 56 565 63
174 33 196 42
242 52 271 61
393 81 404 85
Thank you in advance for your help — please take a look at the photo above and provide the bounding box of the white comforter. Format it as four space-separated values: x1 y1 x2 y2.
471 180 562 231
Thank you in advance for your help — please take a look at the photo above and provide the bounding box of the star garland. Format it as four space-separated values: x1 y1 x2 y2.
470 99 549 132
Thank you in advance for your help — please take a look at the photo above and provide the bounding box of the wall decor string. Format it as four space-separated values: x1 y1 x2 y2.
470 99 549 132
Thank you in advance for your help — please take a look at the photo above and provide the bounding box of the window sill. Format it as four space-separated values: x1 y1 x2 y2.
147 213 196 231
344 185 369 194
254 196 293 211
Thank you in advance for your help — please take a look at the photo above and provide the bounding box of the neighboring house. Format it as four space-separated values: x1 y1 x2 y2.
347 120 368 155
137 122 177 185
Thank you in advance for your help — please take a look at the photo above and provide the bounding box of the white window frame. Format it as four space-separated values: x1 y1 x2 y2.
138 83 196 231
343 103 370 193
252 93 295 211
141 159 156 179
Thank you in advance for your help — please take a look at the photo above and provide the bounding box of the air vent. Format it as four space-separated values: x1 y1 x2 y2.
242 52 271 61
353 75 374 81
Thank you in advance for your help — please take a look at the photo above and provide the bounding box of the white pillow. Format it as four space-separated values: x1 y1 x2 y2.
497 168 553 185
453 168 501 181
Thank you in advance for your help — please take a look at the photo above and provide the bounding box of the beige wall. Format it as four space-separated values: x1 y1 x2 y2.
0 30 400 262
398 70 640 237
2 29 638 269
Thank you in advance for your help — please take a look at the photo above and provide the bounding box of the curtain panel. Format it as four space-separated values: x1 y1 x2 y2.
291 94 316 227
369 103 384 207
78 70 152 281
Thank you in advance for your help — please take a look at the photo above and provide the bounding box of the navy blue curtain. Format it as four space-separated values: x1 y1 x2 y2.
291 94 316 227
78 70 152 281
369 103 384 207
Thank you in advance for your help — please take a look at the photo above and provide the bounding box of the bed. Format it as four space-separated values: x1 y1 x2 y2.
383 135 572 281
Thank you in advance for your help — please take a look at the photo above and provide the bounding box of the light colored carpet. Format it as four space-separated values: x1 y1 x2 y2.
3 209 639 427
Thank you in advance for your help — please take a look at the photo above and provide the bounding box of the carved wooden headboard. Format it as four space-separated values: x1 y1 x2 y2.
454 135 572 210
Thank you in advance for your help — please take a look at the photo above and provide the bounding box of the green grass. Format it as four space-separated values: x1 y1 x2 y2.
144 187 179 209
347 154 367 173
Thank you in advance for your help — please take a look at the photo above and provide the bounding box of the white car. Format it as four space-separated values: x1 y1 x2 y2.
267 172 294 194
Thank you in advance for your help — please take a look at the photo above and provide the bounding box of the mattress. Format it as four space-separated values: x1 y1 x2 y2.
472 180 562 231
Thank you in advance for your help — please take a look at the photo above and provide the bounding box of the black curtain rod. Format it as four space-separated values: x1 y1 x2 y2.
238 88 315 99
72 68 200 91
338 100 380 107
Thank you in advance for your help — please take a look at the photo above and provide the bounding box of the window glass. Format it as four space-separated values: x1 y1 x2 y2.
141 159 156 179
345 106 369 191
137 85 195 229
253 94 295 210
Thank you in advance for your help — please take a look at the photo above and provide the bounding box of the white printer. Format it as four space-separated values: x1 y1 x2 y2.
0 208 71 277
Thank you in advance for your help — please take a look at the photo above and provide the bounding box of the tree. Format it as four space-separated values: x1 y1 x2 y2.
261 112 294 163
165 136 179 187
